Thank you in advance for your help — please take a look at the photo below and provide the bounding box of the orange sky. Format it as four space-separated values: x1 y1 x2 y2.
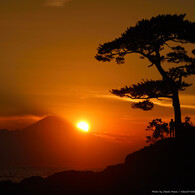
0 0 194 144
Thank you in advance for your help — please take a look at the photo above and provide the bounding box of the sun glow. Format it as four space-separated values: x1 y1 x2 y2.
77 122 89 132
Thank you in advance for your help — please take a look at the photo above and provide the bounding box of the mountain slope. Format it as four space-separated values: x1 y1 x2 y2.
1 134 195 194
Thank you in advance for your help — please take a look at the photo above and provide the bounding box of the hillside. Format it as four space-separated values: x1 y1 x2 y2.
0 131 195 194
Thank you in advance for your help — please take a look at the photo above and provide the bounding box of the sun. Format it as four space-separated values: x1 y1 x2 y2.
77 121 89 132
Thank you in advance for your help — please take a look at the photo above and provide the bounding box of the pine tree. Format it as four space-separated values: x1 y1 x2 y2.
96 14 195 138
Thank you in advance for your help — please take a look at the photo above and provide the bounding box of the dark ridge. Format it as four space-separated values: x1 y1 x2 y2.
0 127 194 194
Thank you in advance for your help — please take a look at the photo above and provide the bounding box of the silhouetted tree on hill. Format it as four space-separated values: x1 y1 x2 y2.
146 119 169 144
183 116 193 127
146 117 193 144
96 14 195 138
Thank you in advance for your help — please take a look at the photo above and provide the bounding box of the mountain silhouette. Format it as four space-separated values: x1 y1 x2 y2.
22 115 74 134
0 134 194 194
0 116 132 169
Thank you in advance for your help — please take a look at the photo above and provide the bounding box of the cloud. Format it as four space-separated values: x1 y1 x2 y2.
45 0 71 7
92 131 144 146
91 93 195 110
0 115 45 130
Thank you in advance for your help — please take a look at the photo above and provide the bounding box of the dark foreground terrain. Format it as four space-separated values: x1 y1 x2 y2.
0 127 195 195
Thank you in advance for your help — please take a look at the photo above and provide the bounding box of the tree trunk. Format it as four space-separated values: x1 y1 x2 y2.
172 89 182 139
154 49 183 139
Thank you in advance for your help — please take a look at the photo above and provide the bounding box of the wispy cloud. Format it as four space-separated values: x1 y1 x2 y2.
92 131 144 146
45 0 71 7
0 115 45 130
91 93 195 110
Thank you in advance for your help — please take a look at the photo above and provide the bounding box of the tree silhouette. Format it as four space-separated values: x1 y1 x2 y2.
146 119 169 144
146 117 193 144
183 116 193 127
95 14 195 138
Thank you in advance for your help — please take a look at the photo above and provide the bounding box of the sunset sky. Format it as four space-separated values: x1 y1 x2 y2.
0 0 194 143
